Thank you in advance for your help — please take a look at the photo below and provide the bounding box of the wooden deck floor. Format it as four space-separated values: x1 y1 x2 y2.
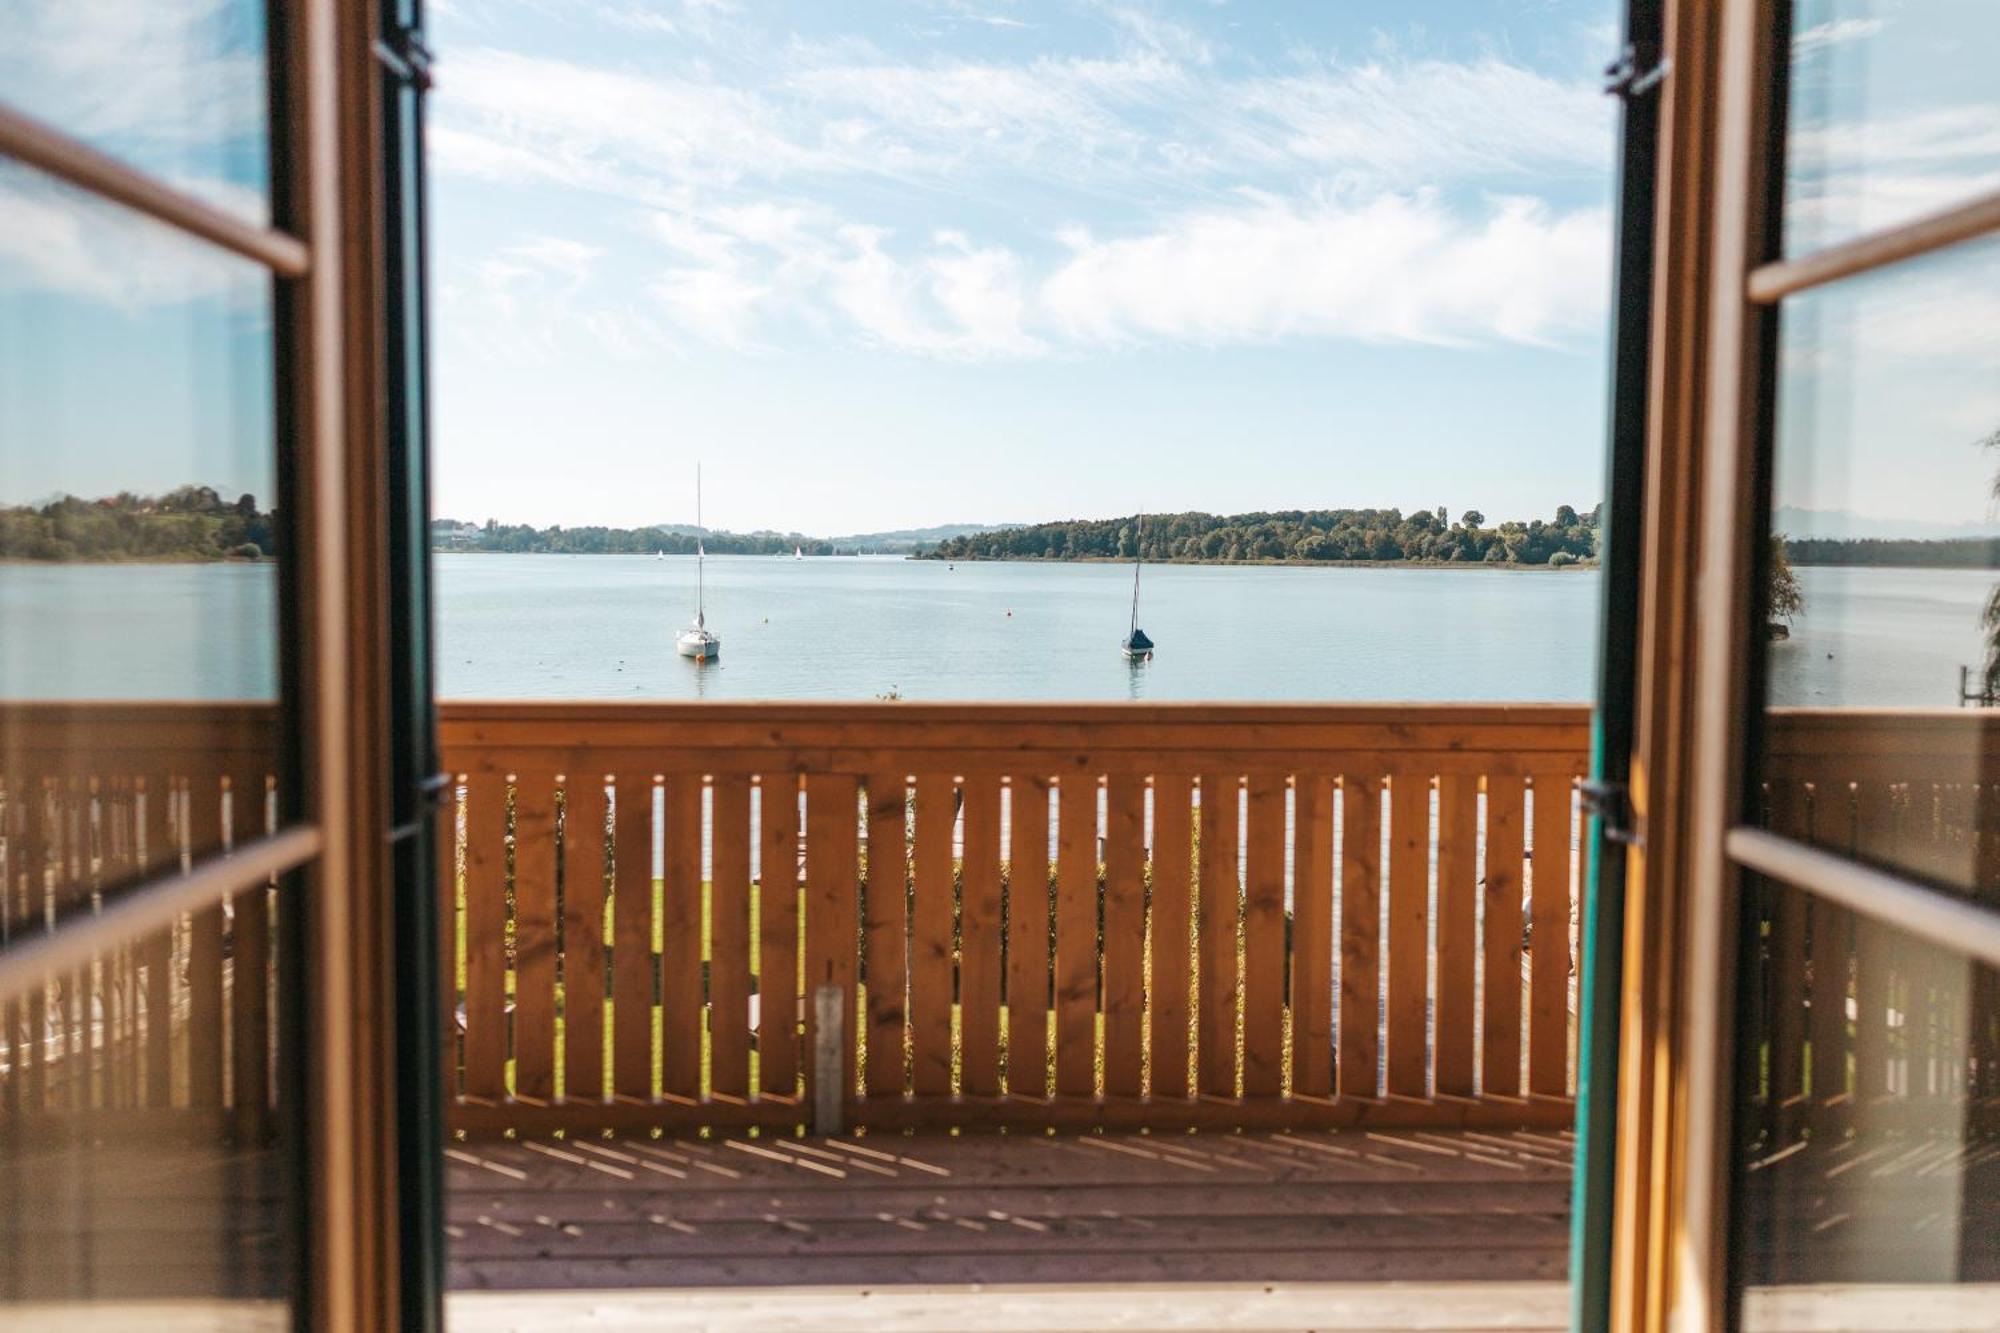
445 1128 1575 1292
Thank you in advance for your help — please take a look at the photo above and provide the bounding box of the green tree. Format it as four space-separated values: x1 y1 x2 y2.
1769 533 1803 626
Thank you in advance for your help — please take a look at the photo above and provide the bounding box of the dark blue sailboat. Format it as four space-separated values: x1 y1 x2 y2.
1121 512 1155 661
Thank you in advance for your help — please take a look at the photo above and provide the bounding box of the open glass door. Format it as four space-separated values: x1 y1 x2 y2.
1570 0 1665 1323
1714 1 2000 1325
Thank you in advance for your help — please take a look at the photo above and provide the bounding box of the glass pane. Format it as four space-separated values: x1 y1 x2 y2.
1731 875 2000 1326
0 162 285 879
0 880 296 1325
0 0 272 227
1785 0 2000 254
1758 236 2000 893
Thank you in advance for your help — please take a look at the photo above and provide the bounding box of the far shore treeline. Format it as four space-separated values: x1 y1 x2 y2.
0 486 274 561
7 487 2000 570
928 506 1604 566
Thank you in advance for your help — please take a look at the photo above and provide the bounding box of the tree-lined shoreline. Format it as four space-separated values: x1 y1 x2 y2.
6 487 2000 570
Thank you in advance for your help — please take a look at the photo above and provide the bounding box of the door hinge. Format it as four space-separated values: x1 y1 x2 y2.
374 27 435 91
1580 778 1643 847
1603 42 1670 99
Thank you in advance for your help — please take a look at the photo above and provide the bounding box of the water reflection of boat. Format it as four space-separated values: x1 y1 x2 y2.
675 465 721 662
1121 511 1154 662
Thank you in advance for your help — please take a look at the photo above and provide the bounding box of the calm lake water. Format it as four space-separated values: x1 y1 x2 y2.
0 557 1990 707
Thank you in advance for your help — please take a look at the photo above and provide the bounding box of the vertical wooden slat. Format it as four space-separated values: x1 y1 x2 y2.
1766 776 1812 1124
462 771 510 1102
660 774 704 1101
1196 772 1239 1099
1148 775 1194 1100
960 774 1004 1097
511 773 559 1103
1385 772 1430 1098
1338 773 1382 1099
1241 774 1286 1099
707 776 752 1101
53 780 87 1113
1100 774 1146 1098
1434 773 1479 1098
611 774 655 1103
1482 774 1526 1097
142 775 175 1107
1006 774 1052 1097
803 774 861 1105
1054 775 1099 1097
1291 775 1334 1098
1806 783 1853 1107
1528 772 1573 1097
864 773 909 1099
562 776 609 1103
229 772 271 1137
2 784 33 1116
438 774 462 1106
757 776 800 1100
909 773 955 1097
186 775 225 1109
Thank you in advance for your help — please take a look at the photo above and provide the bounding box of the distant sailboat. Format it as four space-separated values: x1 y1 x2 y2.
1121 512 1154 661
794 544 803 560
675 465 721 662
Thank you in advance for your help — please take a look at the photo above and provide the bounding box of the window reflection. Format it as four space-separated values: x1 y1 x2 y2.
1786 0 2000 253
0 882 294 1324
0 163 284 873
1733 876 2000 1326
1759 238 2000 891
0 0 272 226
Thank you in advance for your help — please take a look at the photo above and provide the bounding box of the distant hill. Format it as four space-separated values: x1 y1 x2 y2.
828 523 1022 553
1775 505 2000 542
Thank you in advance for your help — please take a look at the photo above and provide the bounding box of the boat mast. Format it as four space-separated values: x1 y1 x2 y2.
695 462 706 629
1128 511 1143 638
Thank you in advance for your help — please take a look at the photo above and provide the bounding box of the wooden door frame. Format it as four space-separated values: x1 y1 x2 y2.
1607 0 1784 1327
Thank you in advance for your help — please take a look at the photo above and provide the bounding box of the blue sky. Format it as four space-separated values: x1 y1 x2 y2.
3 1 1995 540
425 0 1623 533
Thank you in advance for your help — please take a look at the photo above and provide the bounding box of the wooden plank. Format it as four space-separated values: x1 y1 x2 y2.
1055 776 1100 1097
1196 772 1239 1098
1006 774 1052 1097
1099 774 1145 1098
612 773 654 1103
709 776 753 1101
1806 782 1852 1108
863 773 909 1099
909 774 955 1097
1241 773 1286 1099
1149 774 1194 1100
1482 775 1525 1097
803 774 861 1107
1338 773 1382 1099
1434 773 1478 1098
959 774 1004 1097
1528 773 1572 1097
463 771 511 1102
757 777 801 1100
660 775 704 1101
229 771 270 1138
1290 775 1334 1098
142 775 175 1107
185 775 225 1109
439 773 462 1106
1765 778 1812 1123
1385 773 1431 1099
512 773 560 1104
561 776 609 1104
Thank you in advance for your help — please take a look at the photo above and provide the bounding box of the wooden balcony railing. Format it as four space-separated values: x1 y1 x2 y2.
435 702 1594 1135
6 702 1993 1147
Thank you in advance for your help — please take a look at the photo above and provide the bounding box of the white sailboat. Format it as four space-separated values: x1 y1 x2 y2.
675 465 721 661
1121 511 1155 661
794 544 803 560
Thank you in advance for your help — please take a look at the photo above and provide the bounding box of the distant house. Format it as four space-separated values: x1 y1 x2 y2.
432 521 485 549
